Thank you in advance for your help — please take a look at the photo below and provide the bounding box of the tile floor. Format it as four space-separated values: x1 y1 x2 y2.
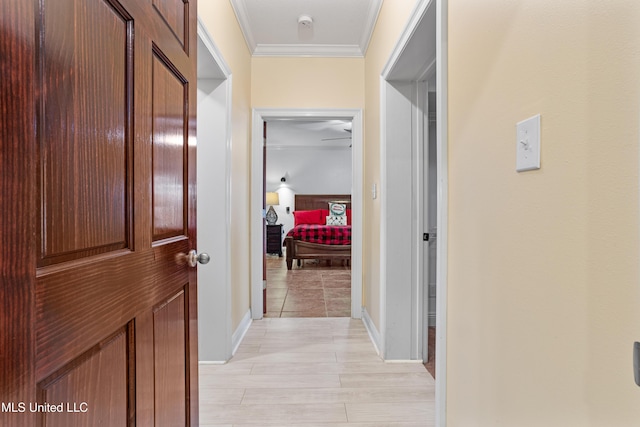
265 254 352 318
199 317 435 426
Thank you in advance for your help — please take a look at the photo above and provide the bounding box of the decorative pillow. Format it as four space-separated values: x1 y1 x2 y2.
346 209 352 225
293 209 324 226
326 215 347 226
320 209 330 224
329 202 346 216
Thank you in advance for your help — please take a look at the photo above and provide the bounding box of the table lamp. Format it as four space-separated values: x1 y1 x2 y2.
265 192 280 225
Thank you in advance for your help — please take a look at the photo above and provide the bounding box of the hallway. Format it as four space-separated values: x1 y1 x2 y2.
199 317 434 425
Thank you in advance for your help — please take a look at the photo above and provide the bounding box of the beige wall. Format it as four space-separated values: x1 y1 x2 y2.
362 0 417 331
198 1 252 331
448 0 640 424
251 57 364 109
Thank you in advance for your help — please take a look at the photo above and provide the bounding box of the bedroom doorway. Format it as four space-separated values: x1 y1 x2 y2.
251 109 363 321
263 120 353 318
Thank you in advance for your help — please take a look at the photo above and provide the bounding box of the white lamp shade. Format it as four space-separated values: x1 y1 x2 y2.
266 192 280 206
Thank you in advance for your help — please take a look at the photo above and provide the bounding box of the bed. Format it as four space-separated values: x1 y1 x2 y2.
283 194 352 270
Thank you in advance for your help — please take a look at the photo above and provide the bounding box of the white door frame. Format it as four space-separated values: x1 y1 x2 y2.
416 78 431 362
380 0 448 425
196 18 233 362
250 108 364 320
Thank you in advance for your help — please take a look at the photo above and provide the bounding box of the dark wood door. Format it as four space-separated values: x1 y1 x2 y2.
1 0 199 425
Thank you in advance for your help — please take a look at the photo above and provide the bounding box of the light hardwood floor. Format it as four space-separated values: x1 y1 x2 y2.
199 317 435 426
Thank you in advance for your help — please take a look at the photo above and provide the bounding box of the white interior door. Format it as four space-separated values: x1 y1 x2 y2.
420 81 438 362
420 80 431 362
427 88 438 332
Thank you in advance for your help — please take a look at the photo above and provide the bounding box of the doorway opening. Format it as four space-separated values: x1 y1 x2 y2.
196 18 233 362
251 109 364 321
264 119 354 318
380 0 448 424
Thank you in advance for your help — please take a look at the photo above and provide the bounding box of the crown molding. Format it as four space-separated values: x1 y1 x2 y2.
359 0 383 55
229 0 257 53
253 44 363 58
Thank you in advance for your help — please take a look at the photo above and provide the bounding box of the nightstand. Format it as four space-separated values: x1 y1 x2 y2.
266 224 283 257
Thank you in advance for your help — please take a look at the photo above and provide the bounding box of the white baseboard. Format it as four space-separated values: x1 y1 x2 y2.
198 360 227 365
362 307 382 358
231 309 252 355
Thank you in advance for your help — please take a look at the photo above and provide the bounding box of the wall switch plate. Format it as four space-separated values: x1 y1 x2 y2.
516 114 541 172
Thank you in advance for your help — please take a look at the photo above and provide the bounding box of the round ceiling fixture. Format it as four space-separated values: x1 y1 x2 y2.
298 15 313 28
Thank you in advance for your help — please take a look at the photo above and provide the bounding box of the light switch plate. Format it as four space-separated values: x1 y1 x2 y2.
516 114 541 172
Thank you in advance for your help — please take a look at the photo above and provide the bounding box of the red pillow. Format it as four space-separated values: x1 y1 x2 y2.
293 209 324 226
346 209 352 225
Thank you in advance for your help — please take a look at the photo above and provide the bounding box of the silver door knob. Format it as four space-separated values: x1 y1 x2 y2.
186 250 210 267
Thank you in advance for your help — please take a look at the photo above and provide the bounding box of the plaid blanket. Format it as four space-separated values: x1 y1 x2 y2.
286 225 351 245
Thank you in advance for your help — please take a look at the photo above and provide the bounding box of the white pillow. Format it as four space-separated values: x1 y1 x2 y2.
326 215 347 226
329 202 346 216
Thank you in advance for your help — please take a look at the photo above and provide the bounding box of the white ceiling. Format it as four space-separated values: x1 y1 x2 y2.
266 119 352 150
229 0 383 57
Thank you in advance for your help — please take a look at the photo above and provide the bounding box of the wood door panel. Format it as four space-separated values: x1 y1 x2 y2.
153 290 188 426
152 0 187 49
35 237 191 379
0 1 38 422
35 252 144 379
152 51 188 241
37 326 131 427
39 0 133 266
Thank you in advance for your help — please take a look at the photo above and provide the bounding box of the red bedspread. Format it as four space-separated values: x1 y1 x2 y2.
286 225 351 245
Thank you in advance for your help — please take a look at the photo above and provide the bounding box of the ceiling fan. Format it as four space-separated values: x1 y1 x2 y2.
321 128 352 141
